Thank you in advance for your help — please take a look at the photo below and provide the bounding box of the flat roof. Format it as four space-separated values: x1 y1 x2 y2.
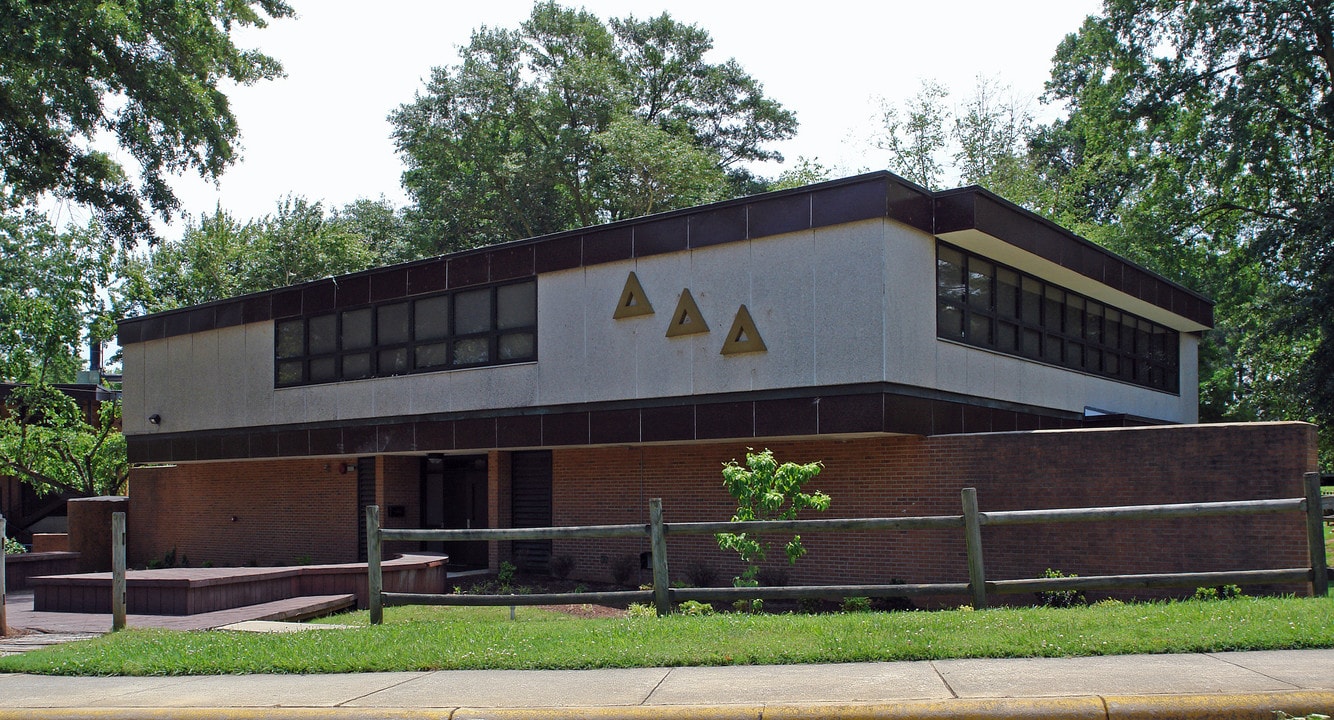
117 171 1213 346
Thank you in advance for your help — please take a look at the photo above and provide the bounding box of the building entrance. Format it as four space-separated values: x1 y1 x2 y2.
421 454 489 569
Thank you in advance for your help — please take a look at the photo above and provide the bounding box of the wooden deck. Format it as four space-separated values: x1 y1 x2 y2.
5 589 356 634
27 553 446 615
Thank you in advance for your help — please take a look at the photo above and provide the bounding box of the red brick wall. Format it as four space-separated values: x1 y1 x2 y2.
127 459 357 567
380 456 422 557
550 422 1318 598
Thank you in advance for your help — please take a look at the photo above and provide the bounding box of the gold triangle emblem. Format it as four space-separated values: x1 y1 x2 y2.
613 271 654 319
665 288 709 337
721 305 767 355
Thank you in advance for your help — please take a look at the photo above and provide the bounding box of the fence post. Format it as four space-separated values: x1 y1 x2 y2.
1304 472 1328 598
961 488 987 609
649 498 670 616
112 511 127 631
1 513 8 636
367 505 383 625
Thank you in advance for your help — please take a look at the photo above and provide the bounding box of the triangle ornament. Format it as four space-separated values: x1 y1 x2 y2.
613 271 654 319
721 304 767 355
665 288 709 337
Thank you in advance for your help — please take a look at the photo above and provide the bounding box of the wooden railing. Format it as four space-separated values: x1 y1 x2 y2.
365 472 1331 621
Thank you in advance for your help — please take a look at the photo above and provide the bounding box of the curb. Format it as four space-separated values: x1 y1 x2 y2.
1 692 1331 720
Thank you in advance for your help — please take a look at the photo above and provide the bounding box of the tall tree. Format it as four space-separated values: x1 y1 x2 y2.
1041 1 1334 465
390 2 797 254
0 0 293 246
123 196 394 314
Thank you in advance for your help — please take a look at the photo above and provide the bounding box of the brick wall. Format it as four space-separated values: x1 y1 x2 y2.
127 459 357 567
550 422 1317 598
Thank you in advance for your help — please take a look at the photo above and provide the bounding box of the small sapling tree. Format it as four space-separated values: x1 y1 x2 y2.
715 448 830 601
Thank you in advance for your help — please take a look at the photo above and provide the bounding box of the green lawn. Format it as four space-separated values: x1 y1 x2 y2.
1 595 1331 676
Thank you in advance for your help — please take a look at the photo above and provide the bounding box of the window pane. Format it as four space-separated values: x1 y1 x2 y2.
1022 328 1042 358
276 360 303 385
1044 334 1063 364
310 357 337 382
936 247 966 304
415 342 449 369
308 314 337 355
498 332 535 360
1021 278 1042 325
342 308 373 350
379 348 409 375
1043 287 1063 332
937 302 964 340
497 281 536 330
1065 296 1084 338
968 312 993 346
454 288 492 335
342 352 371 379
1104 310 1121 350
967 260 993 309
997 321 1018 353
1104 352 1119 375
996 269 1019 319
453 337 489 364
378 303 410 345
1065 342 1084 369
414 295 450 340
1085 301 1103 344
276 320 304 358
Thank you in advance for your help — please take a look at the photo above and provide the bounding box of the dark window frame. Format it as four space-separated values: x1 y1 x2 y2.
936 241 1179 394
274 279 538 388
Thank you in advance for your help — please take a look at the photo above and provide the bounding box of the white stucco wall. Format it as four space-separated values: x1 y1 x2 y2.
123 218 1200 435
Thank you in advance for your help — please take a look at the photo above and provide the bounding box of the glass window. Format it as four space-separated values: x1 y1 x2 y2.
276 360 303 385
454 288 492 335
342 308 373 350
937 302 964 341
415 342 449 369
497 281 537 329
377 303 409 345
997 321 1018 353
310 357 337 382
499 332 536 360
308 314 337 355
1043 287 1064 332
1021 278 1042 325
967 259 993 310
968 313 993 346
453 337 489 365
414 295 450 341
379 347 409 376
276 320 304 359
342 352 371 380
1085 301 1103 344
996 269 1020 319
273 279 538 385
1065 296 1085 338
937 247 966 304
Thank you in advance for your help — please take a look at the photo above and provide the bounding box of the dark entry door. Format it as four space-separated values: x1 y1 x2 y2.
510 450 553 572
421 455 489 568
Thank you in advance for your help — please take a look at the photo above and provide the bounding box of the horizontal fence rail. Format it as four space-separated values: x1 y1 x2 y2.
366 472 1330 621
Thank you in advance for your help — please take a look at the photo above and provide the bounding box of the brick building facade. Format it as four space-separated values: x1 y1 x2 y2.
116 172 1320 593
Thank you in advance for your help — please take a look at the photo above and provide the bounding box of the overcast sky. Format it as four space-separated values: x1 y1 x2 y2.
153 0 1102 232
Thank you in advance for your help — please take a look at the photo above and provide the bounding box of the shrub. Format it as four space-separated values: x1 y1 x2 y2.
1037 568 1086 608
625 603 655 619
840 596 872 613
715 448 828 589
609 554 638 586
677 600 714 616
3 535 25 555
1193 584 1244 601
684 562 718 588
549 554 576 580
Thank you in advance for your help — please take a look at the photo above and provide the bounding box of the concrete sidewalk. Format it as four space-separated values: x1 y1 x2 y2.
1 649 1332 719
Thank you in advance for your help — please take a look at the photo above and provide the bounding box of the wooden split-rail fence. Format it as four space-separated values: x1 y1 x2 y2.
365 472 1332 621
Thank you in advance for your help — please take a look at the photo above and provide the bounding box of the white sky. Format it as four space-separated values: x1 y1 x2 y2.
160 0 1102 231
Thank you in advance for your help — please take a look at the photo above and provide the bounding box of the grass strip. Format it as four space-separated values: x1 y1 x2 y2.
0 595 1330 676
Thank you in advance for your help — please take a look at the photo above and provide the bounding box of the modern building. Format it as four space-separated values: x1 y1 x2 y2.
117 172 1316 590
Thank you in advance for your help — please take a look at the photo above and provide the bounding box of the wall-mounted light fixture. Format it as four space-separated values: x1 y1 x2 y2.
148 414 161 425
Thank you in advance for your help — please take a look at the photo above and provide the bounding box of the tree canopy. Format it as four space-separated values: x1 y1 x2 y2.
1039 0 1334 462
0 0 294 246
389 2 797 254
